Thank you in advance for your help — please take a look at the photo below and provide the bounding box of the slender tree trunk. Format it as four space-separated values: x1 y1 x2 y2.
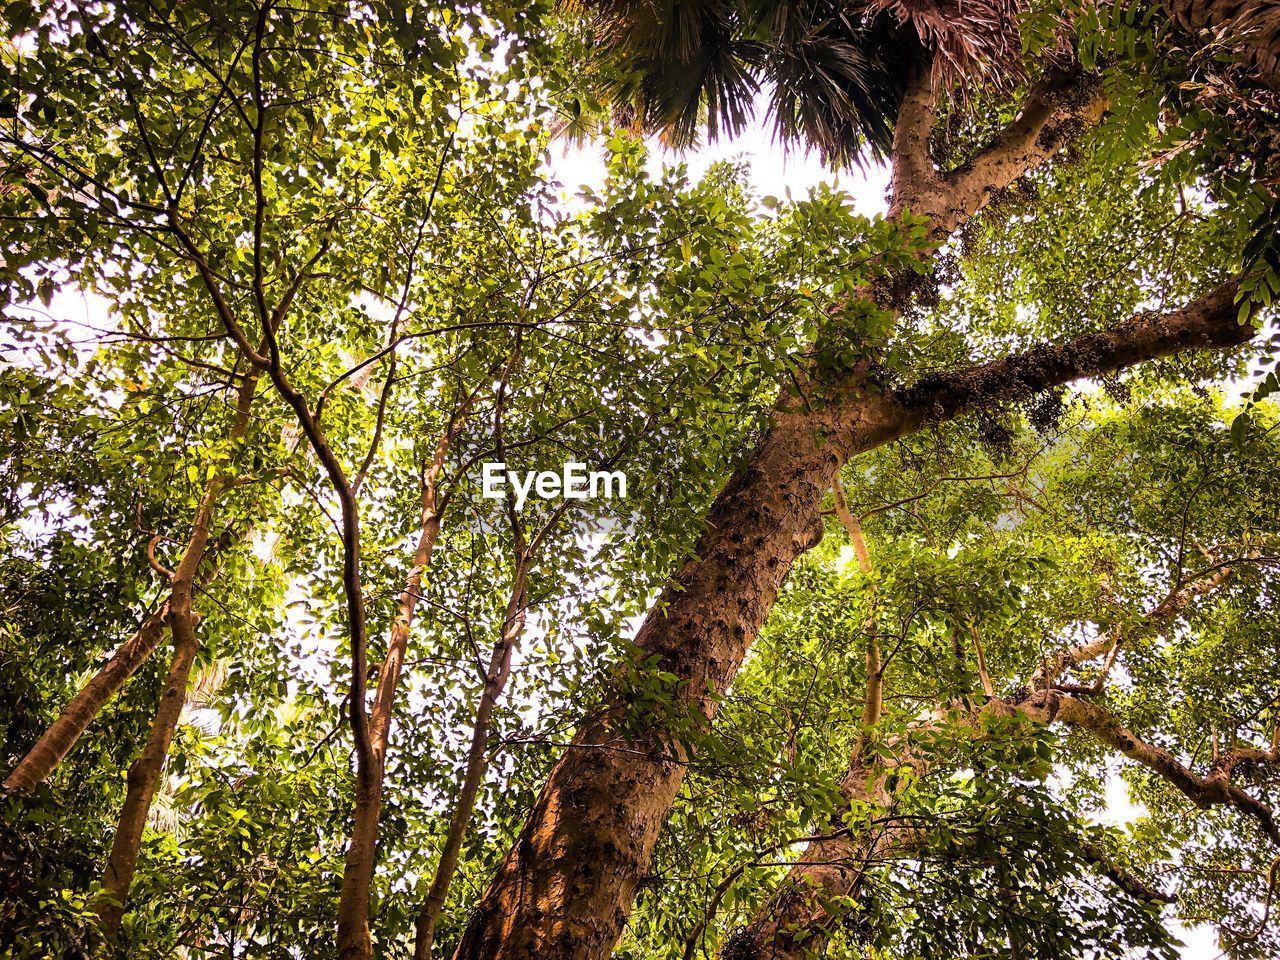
725 497 898 960
337 395 474 960
95 471 225 938
414 565 529 960
832 484 880 729
335 501 442 960
4 606 170 794
95 607 200 940
3 369 259 794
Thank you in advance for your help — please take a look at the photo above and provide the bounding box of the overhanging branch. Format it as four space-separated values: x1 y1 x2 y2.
1016 691 1280 846
890 279 1253 432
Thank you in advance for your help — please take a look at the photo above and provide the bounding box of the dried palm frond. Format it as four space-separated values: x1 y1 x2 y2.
864 0 1025 93
563 0 1028 166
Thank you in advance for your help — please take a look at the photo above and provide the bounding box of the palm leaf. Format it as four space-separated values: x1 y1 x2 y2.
564 0 1027 165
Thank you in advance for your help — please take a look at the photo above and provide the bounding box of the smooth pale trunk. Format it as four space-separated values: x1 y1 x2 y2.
4 607 170 794
4 369 260 793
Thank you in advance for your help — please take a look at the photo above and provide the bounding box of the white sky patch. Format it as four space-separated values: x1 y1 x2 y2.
546 116 891 216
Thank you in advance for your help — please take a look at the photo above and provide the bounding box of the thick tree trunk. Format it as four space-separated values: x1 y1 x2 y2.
450 279 1252 960
1164 0 1280 90
414 566 529 960
449 60 1251 959
451 400 858 960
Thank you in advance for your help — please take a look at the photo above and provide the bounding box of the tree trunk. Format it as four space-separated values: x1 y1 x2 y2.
338 761 385 960
1164 0 1280 90
450 376 906 958
415 567 528 960
335 515 441 960
449 61 1252 959
722 755 908 960
89 363 262 938
450 279 1252 960
4 368 260 794
337 397 472 960
94 481 218 941
3 606 170 794
95 607 200 940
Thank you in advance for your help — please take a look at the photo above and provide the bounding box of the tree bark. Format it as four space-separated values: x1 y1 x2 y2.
3 605 170 794
1164 0 1280 90
449 60 1254 960
414 564 529 960
337 391 475 960
334 482 443 960
451 279 1254 960
95 609 200 941
95 473 221 939
3 369 259 795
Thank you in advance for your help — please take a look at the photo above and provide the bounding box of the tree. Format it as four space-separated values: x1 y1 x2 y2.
450 7 1275 959
1 2 1277 959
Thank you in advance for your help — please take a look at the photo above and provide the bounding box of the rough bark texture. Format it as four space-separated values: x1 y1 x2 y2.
451 274 1253 960
451 396 864 960
1165 0 1280 90
449 63 1257 960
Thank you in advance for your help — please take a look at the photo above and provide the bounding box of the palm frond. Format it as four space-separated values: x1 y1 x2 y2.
760 2 911 165
562 0 1029 165
574 0 762 147
864 0 1025 92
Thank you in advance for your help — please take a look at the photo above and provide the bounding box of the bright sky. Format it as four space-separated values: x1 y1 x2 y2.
546 114 892 216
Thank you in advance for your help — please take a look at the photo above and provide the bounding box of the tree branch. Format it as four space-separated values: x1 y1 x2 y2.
1013 692 1280 846
892 279 1253 431
931 67 1109 238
